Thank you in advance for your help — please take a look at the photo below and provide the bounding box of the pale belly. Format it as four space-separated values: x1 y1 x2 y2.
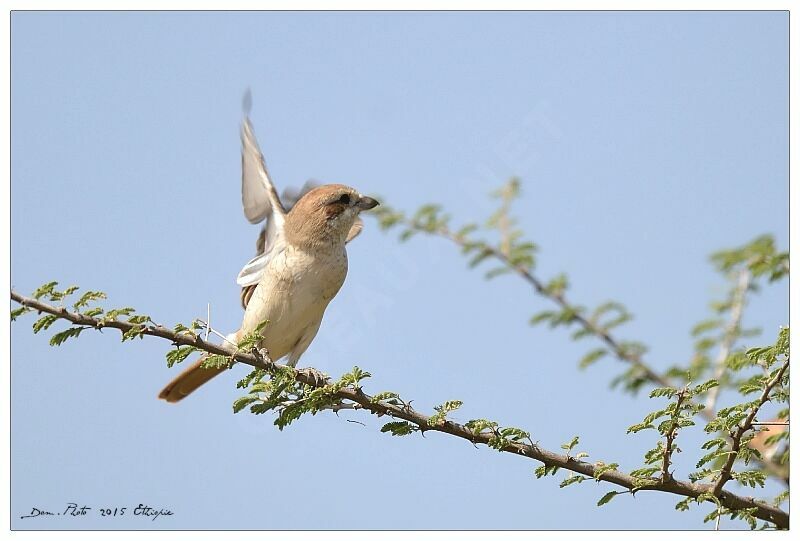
239 247 347 361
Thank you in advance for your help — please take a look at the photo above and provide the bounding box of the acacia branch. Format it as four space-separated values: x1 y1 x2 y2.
712 359 790 497
10 291 789 529
397 220 789 486
413 223 671 387
661 388 687 482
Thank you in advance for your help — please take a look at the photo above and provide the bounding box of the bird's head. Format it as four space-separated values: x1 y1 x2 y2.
285 184 379 250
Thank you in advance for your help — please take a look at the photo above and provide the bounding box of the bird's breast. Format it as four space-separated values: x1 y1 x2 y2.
240 246 348 359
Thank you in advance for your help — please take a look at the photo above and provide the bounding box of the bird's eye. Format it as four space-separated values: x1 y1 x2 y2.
336 194 351 205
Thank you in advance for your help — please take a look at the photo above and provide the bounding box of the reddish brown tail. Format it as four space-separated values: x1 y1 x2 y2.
158 355 227 403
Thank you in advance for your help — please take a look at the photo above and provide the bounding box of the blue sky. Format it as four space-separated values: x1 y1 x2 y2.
11 11 787 530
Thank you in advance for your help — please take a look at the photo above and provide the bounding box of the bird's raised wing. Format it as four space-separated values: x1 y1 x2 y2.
241 117 287 225
236 96 364 308
237 114 287 290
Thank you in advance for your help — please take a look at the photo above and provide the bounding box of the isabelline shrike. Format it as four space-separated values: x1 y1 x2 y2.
158 105 378 402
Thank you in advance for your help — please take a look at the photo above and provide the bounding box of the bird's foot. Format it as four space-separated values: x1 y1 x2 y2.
297 367 329 387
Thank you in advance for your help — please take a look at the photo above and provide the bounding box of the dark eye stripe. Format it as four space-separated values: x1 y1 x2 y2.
336 194 351 205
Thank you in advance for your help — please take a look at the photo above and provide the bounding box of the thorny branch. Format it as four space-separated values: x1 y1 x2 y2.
10 291 789 529
711 359 790 498
661 387 687 483
395 218 789 485
413 222 671 387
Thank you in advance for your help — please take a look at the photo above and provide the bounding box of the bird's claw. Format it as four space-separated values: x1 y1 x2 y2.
297 367 329 387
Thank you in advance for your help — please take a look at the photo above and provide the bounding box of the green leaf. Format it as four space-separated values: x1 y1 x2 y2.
237 368 266 389
549 306 581 327
454 223 478 240
32 281 58 300
33 315 58 334
643 442 665 465
626 422 655 434
380 421 417 436
467 247 493 268
500 427 531 442
571 328 593 341
82 307 104 318
165 346 197 368
597 491 621 506
700 438 727 451
543 273 569 296
200 354 233 370
688 468 716 483
373 206 405 231
484 266 512 280
533 464 560 478
629 466 660 479
371 391 401 403
691 319 723 337
336 366 371 389
649 387 677 399
579 348 607 369
465 419 498 436
49 285 80 301
237 320 270 351
593 462 618 481
732 470 766 489
738 381 763 395
774 490 789 506
73 290 107 310
274 401 306 430
559 474 588 488
561 435 580 452
617 341 648 360
127 314 152 325
696 449 732 469
529 311 555 326
232 395 260 414
692 379 719 395
11 306 29 321
121 324 146 341
49 327 85 346
429 400 463 426
104 307 136 321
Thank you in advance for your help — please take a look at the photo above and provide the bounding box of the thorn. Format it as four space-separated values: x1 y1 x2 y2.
205 303 210 342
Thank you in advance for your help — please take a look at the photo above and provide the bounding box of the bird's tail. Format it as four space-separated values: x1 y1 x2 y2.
158 331 239 403
157 356 227 403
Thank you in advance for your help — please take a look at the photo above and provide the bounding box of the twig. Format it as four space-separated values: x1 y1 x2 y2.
194 318 238 349
711 358 790 497
10 291 789 529
433 225 675 388
206 303 211 342
661 387 687 482
705 268 751 413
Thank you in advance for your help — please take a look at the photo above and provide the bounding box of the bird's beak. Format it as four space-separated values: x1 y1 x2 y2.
356 195 380 210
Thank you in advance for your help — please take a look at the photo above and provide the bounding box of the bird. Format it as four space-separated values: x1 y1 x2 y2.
158 104 378 403
237 178 363 309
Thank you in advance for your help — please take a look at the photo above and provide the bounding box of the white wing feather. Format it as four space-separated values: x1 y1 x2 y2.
241 118 287 226
238 115 288 286
237 252 270 287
